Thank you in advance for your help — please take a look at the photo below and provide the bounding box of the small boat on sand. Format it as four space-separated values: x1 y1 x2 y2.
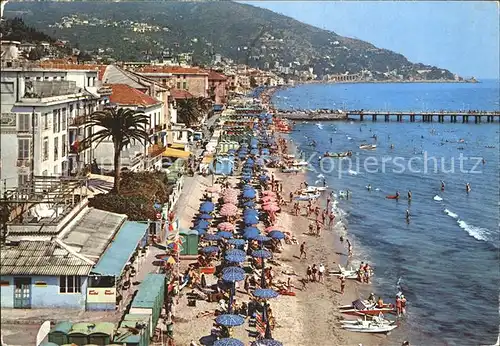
294 193 321 201
291 161 309 167
341 299 396 316
341 316 397 333
329 265 358 279
359 144 377 150
301 186 328 194
282 167 301 173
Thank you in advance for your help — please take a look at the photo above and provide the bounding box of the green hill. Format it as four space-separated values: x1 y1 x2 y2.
4 1 455 80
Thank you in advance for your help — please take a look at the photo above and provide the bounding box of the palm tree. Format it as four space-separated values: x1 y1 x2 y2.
84 107 150 193
177 98 201 128
197 96 212 113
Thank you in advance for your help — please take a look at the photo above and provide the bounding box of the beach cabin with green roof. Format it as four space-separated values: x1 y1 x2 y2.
68 322 94 345
129 274 165 330
88 322 115 345
48 321 73 345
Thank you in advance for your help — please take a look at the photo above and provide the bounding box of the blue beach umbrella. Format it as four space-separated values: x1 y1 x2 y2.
194 228 207 236
217 231 233 239
215 314 246 327
243 201 256 208
198 213 213 220
251 340 283 346
225 254 246 263
243 189 256 199
203 233 221 241
227 238 246 246
194 219 210 228
222 269 245 282
226 248 246 257
250 149 259 155
243 226 259 234
243 209 258 217
252 249 272 259
244 215 259 225
268 230 285 240
253 288 279 299
201 246 219 254
214 338 245 346
252 234 271 242
222 266 245 275
199 204 214 213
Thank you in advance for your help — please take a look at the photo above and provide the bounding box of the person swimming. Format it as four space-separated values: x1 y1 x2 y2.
395 191 400 199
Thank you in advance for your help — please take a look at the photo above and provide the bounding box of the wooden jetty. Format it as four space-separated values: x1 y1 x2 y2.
276 109 500 123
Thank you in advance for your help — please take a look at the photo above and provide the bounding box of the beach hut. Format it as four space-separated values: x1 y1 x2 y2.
88 322 115 345
130 274 166 330
115 315 150 346
68 322 93 345
121 313 151 339
48 321 73 345
179 229 199 255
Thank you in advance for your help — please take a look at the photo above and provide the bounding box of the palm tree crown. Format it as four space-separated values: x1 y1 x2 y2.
84 107 150 193
177 98 201 128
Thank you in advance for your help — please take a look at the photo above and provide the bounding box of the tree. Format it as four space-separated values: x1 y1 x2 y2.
249 76 258 88
83 107 150 193
27 46 45 61
197 96 212 113
176 98 201 128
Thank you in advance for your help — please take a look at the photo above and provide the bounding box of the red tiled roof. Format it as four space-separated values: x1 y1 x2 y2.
37 62 106 74
137 66 208 75
108 84 161 106
208 71 227 81
169 89 194 99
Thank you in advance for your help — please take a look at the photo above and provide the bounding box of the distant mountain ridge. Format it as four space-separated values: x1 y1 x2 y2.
4 1 456 81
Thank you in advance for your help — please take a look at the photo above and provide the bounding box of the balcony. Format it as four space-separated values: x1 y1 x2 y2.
69 140 91 155
69 115 89 128
16 159 32 167
148 144 165 158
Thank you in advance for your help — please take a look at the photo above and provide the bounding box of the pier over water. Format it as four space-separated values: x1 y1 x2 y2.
276 109 500 123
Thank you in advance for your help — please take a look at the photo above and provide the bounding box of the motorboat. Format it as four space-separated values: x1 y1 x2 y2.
359 144 377 150
340 299 396 316
329 265 358 280
301 186 328 194
323 151 352 158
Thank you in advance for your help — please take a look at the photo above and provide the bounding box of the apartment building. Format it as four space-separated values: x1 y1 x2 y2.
207 70 228 105
136 65 209 98
0 65 110 194
92 84 164 173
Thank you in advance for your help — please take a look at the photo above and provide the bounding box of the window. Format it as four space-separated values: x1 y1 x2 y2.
44 76 49 80
18 114 30 132
87 77 91 86
61 108 67 130
17 139 30 160
42 113 49 130
18 174 29 187
176 81 181 89
57 109 61 132
0 82 14 94
182 81 187 90
54 137 59 160
42 137 49 161
69 104 73 116
62 134 67 156
61 76 65 81
25 76 31 81
59 276 81 293
52 110 59 133
36 76 41 81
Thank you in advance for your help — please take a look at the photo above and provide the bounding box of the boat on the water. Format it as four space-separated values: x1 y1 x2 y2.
359 144 377 150
386 195 399 199
340 299 396 316
323 151 352 158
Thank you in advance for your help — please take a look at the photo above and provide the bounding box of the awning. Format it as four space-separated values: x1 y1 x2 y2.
163 147 190 158
91 221 148 277
170 143 186 150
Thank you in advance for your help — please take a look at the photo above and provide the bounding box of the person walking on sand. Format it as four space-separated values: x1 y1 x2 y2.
311 264 318 282
328 211 335 227
346 239 353 256
299 241 307 259
321 209 327 225
339 275 346 294
316 223 322 237
289 191 294 203
306 266 313 282
326 195 332 209
318 263 325 283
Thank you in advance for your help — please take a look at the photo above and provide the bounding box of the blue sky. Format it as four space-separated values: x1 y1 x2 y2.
242 1 499 79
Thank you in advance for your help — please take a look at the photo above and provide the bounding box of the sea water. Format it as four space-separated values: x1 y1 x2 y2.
273 81 500 345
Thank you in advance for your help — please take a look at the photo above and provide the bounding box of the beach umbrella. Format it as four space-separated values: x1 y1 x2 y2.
259 175 269 181
251 234 271 242
262 190 276 196
201 246 219 254
215 314 246 327
227 238 246 246
268 230 285 240
203 233 221 241
222 269 245 282
253 288 279 299
218 231 234 239
250 149 259 155
224 196 239 205
226 248 246 257
252 249 272 259
220 204 239 217
222 266 245 275
199 203 215 213
243 230 261 240
243 226 260 234
263 204 280 212
194 228 207 236
198 213 213 220
251 340 283 346
194 219 210 228
244 214 259 225
218 222 235 231
243 209 259 217
214 338 244 346
261 196 275 202
225 254 246 263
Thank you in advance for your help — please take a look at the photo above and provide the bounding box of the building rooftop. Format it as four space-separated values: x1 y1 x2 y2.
208 70 228 81
137 65 208 75
108 83 161 107
27 80 82 98
169 88 194 99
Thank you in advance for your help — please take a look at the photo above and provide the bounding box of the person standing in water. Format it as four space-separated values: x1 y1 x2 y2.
395 191 400 199
466 183 471 193
406 209 411 221
367 184 372 191
441 181 445 191
407 190 412 201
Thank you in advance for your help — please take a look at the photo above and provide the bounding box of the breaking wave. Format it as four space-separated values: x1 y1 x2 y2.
444 208 491 243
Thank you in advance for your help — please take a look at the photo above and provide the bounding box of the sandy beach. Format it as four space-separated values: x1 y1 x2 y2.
170 137 390 346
